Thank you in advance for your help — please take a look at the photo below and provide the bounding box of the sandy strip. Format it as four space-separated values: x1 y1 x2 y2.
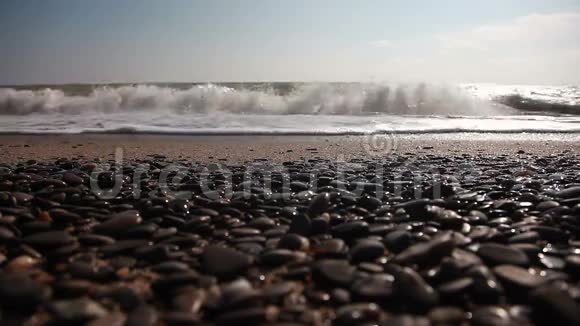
1 133 580 163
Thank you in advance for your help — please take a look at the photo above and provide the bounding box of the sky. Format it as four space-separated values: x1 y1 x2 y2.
1 0 579 85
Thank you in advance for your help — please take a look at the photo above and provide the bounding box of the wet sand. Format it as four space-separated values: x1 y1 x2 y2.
1 133 580 163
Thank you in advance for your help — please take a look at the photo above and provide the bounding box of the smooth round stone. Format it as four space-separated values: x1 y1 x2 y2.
201 245 252 280
384 314 431 325
536 201 560 211
108 256 137 270
428 306 465 325
162 311 199 325
539 254 566 270
392 266 439 312
383 230 413 253
477 243 529 266
261 282 296 302
125 224 158 238
87 312 127 326
246 217 276 230
437 277 474 299
351 274 394 302
217 278 260 311
0 226 16 243
467 265 504 303
396 198 430 218
307 192 331 217
531 285 580 326
278 233 310 251
350 239 385 263
394 232 455 267
191 207 219 217
126 305 159 326
313 239 348 258
78 234 116 246
4 255 40 272
23 230 75 248
311 216 330 234
531 226 569 243
0 274 51 311
288 213 312 236
312 259 356 288
151 261 191 274
263 226 290 238
331 221 369 241
305 288 331 304
0 192 16 207
92 210 142 236
100 239 150 256
471 306 511 326
230 227 261 237
508 231 540 244
214 307 277 325
108 287 143 311
509 243 541 261
63 172 84 186
151 271 200 296
49 298 108 324
260 249 304 266
67 261 115 281
172 288 205 313
12 192 33 205
358 262 384 274
565 255 580 275
48 208 81 223
493 265 546 289
553 186 580 199
235 242 264 256
331 288 351 305
334 303 382 326
54 279 97 298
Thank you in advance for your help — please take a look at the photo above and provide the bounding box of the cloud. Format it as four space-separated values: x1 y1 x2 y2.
370 40 393 48
392 12 580 84
437 12 580 51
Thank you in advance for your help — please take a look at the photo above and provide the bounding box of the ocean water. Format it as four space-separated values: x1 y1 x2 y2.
0 83 578 134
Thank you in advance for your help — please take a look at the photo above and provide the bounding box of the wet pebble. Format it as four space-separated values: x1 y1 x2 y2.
477 243 529 266
201 245 253 279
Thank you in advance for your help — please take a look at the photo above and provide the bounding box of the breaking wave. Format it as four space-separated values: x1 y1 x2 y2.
1 82 579 134
0 83 509 116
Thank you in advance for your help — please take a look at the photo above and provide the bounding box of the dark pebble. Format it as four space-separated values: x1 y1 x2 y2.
350 239 385 263
531 285 580 325
201 245 253 279
49 298 108 324
312 259 356 288
477 243 529 266
23 230 75 248
0 274 51 311
493 264 546 290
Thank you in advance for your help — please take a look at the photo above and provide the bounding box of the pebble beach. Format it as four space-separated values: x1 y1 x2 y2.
1 134 580 325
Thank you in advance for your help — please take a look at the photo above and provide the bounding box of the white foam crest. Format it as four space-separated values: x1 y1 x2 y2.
0 83 508 116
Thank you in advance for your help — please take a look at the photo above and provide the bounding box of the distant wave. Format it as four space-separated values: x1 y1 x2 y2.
463 84 580 115
496 94 580 115
0 83 509 116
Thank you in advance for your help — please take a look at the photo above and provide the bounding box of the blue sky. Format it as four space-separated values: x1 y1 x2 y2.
1 0 579 84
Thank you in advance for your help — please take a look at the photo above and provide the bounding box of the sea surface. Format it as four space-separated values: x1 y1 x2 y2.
0 82 578 135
